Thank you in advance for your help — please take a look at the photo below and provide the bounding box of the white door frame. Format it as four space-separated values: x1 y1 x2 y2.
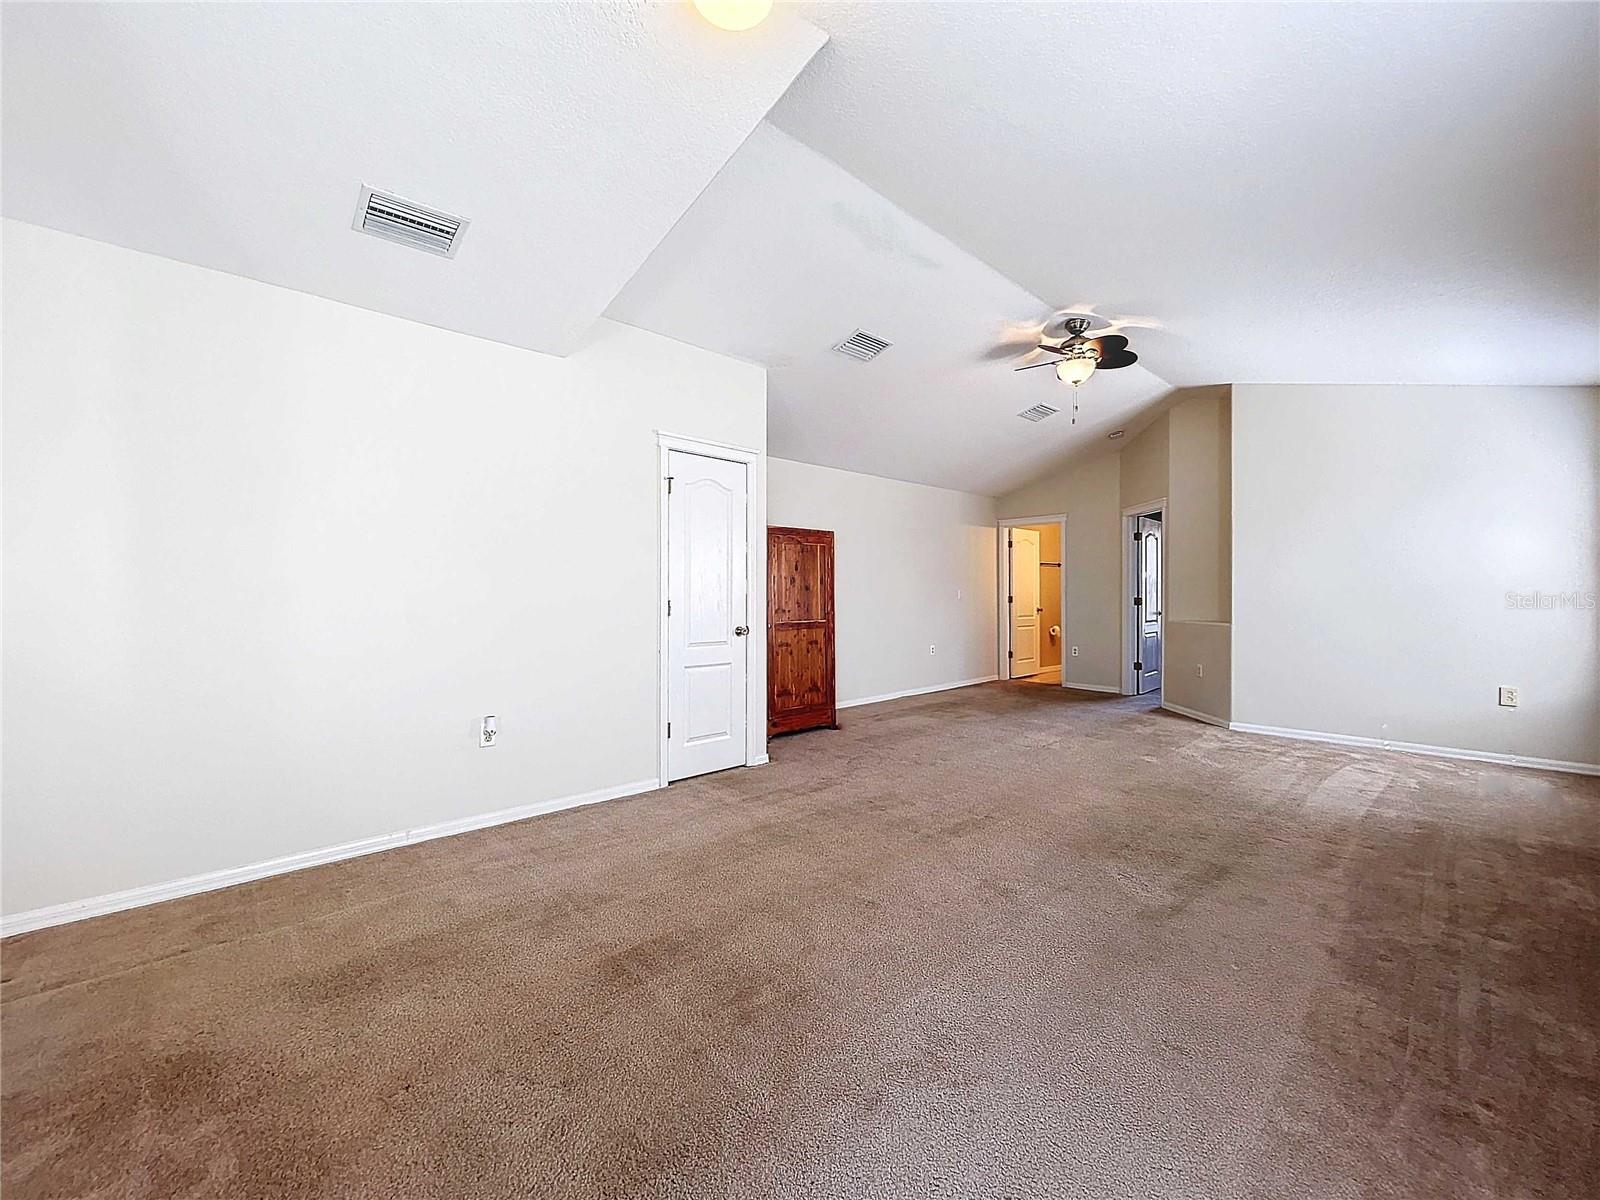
996 514 1067 684
1120 498 1166 696
657 431 768 788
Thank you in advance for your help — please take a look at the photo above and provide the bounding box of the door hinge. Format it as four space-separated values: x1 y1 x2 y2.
1008 594 1014 604
1008 537 1013 548
1134 661 1143 671
1007 650 1013 658
666 598 671 616
666 476 674 494
667 721 671 738
1133 595 1143 606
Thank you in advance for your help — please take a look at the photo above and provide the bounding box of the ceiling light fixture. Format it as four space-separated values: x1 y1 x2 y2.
1054 344 1098 388
692 0 773 31
1011 315 1142 426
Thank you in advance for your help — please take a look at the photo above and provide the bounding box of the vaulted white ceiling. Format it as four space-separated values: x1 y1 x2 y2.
5 2 1596 497
0 2 824 355
608 123 1173 495
771 1 1599 389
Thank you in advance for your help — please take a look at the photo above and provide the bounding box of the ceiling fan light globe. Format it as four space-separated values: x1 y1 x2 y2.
1055 351 1097 387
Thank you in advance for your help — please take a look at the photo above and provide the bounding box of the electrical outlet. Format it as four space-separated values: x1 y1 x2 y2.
480 715 498 746
1196 664 1204 678
1498 687 1519 708
1071 646 1079 657
929 644 936 655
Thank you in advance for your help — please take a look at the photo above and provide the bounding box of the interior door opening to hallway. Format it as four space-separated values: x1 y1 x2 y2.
1129 508 1163 696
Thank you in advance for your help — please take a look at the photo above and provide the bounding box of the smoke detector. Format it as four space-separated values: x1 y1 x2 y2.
353 186 468 258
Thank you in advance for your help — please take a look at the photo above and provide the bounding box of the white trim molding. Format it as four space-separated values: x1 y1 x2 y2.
1161 700 1231 728
838 675 998 711
1228 722 1600 777
2 778 661 939
1063 682 1122 695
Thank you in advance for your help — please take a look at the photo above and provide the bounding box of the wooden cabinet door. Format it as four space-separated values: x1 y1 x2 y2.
767 527 836 736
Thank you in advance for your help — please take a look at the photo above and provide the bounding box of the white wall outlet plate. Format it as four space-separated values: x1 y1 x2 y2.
1071 646 1079 657
480 715 498 746
1498 687 1519 708
929 644 936 655
1196 664 1204 677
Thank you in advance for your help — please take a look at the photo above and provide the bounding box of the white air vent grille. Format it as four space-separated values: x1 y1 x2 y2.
832 329 892 362
354 186 467 257
1018 402 1061 423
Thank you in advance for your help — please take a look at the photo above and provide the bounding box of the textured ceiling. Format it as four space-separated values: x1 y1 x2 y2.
4 2 1595 498
0 2 824 355
772 1 1600 388
608 123 1171 495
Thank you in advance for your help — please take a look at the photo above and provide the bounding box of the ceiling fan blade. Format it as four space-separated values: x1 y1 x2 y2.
978 341 1038 362
1099 314 1164 332
1095 349 1140 370
1012 359 1061 372
1089 334 1129 355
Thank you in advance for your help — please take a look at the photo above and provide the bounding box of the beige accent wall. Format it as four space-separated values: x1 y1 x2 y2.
1120 411 1169 511
1166 390 1232 623
999 454 1124 691
999 388 1233 716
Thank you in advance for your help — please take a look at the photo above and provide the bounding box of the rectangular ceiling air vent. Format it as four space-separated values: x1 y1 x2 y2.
1018 402 1061 423
353 186 468 258
832 329 892 362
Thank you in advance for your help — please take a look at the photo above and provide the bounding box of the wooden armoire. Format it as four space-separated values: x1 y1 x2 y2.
767 526 837 736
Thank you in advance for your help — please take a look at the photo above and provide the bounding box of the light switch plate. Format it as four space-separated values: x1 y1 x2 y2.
1498 687 1518 708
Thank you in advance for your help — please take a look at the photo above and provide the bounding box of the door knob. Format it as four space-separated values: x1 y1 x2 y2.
734 625 749 636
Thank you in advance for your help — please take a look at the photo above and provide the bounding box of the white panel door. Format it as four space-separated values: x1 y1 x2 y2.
667 450 749 782
1010 528 1041 677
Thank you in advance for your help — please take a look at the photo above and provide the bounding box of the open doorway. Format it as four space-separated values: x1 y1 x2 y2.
1121 504 1164 696
1001 516 1066 685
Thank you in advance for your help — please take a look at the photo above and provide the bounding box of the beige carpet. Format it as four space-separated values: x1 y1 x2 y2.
4 684 1597 1199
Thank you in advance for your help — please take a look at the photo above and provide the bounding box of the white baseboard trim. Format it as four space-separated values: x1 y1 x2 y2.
1161 700 1231 728
747 755 770 767
1062 682 1122 695
1228 722 1600 778
838 675 999 711
0 777 661 939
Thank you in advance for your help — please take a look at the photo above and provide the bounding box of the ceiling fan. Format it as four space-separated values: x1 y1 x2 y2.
1011 314 1140 423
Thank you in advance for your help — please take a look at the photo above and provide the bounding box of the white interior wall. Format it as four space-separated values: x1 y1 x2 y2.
1232 384 1599 768
1 220 767 920
767 459 997 706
